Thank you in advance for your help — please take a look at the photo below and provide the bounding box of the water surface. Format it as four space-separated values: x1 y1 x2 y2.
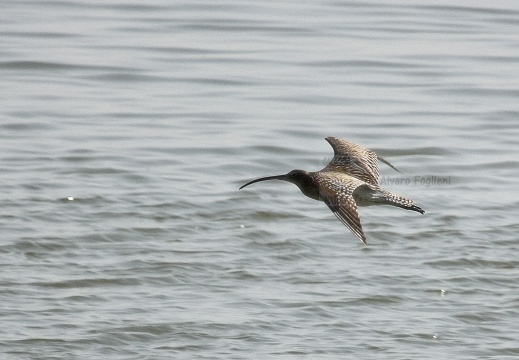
1 0 519 358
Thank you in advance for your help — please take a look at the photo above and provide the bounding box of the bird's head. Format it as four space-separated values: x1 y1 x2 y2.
239 169 310 189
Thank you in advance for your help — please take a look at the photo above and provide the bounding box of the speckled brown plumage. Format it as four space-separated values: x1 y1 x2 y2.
239 137 424 243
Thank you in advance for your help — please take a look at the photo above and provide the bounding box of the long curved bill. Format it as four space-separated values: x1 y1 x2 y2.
239 175 287 190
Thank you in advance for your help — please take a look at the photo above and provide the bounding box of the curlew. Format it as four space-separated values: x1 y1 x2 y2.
239 137 424 243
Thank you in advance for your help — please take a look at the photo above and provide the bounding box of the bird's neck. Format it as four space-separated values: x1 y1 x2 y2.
296 177 320 201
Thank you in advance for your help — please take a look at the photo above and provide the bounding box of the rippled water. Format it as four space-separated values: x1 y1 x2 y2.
2 0 519 358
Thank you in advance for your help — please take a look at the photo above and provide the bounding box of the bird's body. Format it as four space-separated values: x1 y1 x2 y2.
239 137 424 243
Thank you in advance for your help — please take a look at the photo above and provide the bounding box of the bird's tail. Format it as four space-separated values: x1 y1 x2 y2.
372 189 425 214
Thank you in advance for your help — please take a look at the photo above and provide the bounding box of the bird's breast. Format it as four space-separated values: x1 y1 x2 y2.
299 184 321 201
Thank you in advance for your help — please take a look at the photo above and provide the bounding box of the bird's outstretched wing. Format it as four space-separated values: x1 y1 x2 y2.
314 172 367 243
322 137 380 185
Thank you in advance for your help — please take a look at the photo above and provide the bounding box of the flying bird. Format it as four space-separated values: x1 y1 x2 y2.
239 137 424 243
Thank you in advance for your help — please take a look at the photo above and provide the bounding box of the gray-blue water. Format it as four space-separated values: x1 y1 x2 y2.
2 1 519 358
